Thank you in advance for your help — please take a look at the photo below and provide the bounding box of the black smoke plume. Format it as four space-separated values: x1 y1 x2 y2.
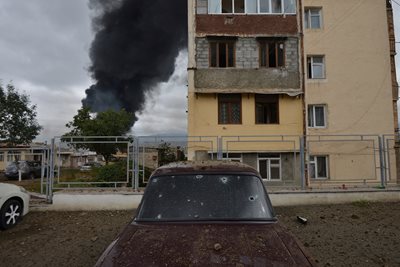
83 0 188 123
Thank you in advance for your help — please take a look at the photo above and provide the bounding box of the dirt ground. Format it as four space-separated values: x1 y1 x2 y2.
0 202 399 267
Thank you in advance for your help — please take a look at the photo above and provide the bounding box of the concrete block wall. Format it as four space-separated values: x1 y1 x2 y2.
196 37 299 71
196 38 209 68
285 38 299 72
236 38 259 69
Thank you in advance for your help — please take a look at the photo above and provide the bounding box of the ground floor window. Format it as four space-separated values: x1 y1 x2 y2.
222 153 242 162
309 155 328 179
0 152 4 162
258 154 281 180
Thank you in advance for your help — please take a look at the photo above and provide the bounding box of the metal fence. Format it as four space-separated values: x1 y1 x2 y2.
41 134 398 203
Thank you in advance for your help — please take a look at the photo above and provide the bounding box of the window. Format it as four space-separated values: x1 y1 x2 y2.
258 154 281 180
307 56 325 79
208 0 296 14
0 152 4 162
222 153 242 162
210 41 235 68
304 8 322 29
308 105 326 128
7 151 21 162
259 41 285 68
219 94 242 124
309 156 328 179
255 94 279 124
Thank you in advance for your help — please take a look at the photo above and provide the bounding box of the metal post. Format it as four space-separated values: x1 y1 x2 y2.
134 138 140 191
378 136 386 188
48 138 55 203
217 137 223 160
300 136 306 190
40 151 45 195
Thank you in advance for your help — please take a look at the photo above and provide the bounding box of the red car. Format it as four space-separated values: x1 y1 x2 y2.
96 161 315 266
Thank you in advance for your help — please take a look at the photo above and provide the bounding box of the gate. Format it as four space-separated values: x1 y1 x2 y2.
47 136 135 202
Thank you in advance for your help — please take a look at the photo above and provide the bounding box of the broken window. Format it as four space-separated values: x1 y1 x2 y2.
304 8 322 29
218 94 242 124
255 94 279 124
309 156 328 179
258 154 281 180
307 56 325 79
210 41 235 68
136 174 274 221
259 41 285 68
208 0 296 14
308 105 326 128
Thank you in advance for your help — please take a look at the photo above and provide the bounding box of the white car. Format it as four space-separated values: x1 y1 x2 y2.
0 183 30 230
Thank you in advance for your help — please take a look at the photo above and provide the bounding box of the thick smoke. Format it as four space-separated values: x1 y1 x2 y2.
83 0 188 123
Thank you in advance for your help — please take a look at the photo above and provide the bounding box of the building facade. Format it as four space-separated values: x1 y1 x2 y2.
187 0 398 186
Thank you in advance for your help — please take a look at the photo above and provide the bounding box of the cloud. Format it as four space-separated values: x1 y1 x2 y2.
0 1 92 89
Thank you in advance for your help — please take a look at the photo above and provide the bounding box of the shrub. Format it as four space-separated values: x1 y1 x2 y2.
95 161 126 182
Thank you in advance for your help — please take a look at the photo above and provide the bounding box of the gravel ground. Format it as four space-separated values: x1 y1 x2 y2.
0 202 399 267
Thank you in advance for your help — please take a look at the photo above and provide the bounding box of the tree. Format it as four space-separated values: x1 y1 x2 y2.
0 83 42 146
64 107 135 164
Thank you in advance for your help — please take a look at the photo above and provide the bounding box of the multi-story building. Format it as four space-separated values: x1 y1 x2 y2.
187 0 398 186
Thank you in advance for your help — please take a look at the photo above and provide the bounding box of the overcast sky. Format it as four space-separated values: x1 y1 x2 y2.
0 1 400 142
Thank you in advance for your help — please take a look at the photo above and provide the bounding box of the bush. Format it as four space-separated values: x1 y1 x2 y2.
95 161 126 182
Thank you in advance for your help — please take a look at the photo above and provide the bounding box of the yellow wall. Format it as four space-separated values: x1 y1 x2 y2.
304 0 395 135
187 92 304 156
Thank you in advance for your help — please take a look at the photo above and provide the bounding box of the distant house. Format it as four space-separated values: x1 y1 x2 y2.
0 143 49 171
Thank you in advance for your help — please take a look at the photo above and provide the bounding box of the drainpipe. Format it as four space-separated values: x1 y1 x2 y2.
298 0 308 188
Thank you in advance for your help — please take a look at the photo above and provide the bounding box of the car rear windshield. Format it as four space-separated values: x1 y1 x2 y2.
136 174 274 222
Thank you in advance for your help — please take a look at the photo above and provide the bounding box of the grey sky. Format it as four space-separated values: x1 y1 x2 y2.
0 1 399 142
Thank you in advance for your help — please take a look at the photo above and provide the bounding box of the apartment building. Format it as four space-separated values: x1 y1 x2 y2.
187 0 398 186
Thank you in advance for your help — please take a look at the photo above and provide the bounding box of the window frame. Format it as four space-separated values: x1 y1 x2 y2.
255 94 280 124
7 151 21 162
257 154 282 181
307 55 325 79
308 104 327 128
209 41 236 68
309 155 329 179
218 94 242 124
0 152 4 162
304 7 322 29
208 0 297 15
222 153 243 162
259 41 285 68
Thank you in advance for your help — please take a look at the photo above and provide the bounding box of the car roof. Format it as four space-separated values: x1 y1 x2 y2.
151 160 261 177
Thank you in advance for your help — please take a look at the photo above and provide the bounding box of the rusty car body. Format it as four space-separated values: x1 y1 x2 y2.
96 161 315 266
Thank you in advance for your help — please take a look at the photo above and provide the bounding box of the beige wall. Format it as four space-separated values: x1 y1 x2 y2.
304 0 395 135
303 0 396 184
187 92 304 158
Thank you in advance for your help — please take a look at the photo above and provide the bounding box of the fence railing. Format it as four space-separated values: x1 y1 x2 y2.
34 134 400 203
